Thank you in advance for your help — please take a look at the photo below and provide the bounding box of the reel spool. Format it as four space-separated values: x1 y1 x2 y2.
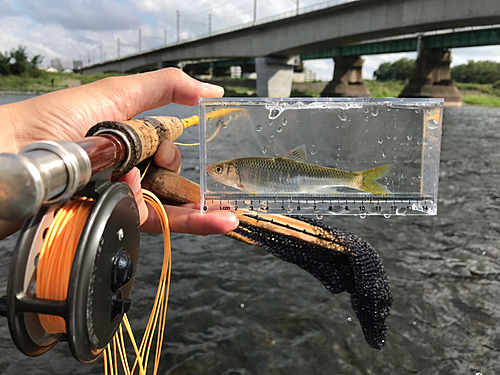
5 177 140 363
0 115 185 364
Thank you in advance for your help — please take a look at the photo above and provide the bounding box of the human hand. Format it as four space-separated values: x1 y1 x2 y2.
0 68 239 238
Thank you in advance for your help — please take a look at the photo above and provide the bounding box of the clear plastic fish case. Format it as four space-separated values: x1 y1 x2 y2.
199 97 443 216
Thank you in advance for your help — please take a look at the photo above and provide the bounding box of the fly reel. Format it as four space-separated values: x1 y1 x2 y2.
3 176 140 363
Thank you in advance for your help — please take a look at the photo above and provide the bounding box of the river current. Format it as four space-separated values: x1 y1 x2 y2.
0 94 499 374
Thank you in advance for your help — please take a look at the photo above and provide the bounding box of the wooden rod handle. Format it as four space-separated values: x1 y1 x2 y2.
141 165 201 204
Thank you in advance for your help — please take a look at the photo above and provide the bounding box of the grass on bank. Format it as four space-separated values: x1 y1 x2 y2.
462 94 500 107
365 80 406 98
224 80 408 98
1 73 500 107
0 72 123 93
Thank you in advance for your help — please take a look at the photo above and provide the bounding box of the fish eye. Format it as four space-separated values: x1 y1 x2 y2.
214 165 223 174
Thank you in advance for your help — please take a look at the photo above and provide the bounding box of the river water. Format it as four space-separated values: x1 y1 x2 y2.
0 93 499 374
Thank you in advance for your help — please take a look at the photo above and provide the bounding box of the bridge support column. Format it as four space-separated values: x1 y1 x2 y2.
400 48 462 107
321 56 370 97
256 57 295 97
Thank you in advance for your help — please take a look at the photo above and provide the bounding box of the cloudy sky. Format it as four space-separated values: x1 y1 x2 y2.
0 0 499 80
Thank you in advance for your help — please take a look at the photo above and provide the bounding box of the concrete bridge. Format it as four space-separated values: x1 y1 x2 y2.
80 0 500 105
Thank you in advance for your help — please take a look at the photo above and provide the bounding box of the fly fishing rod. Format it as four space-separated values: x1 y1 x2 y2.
0 103 399 368
0 115 188 363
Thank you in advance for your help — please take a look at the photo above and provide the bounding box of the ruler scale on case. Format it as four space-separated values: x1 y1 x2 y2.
200 98 443 216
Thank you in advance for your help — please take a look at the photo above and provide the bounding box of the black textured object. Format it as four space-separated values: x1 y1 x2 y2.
233 215 392 349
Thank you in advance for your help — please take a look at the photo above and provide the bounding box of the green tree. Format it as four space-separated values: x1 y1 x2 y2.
373 58 415 81
451 60 500 84
0 45 43 77
0 51 11 75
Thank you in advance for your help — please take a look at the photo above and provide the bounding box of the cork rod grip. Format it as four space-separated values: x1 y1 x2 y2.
85 116 185 176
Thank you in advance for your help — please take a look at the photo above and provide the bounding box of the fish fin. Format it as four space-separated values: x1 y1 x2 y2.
315 187 342 195
358 164 392 196
238 184 257 195
283 145 307 162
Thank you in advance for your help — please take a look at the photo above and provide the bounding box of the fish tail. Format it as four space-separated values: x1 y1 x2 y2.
358 164 392 195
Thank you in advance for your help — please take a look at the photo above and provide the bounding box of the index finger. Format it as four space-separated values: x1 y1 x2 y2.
97 68 225 119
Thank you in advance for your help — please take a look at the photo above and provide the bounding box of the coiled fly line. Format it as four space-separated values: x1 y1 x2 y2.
36 191 172 375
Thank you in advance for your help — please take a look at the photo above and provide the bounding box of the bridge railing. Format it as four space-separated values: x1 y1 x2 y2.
84 0 359 67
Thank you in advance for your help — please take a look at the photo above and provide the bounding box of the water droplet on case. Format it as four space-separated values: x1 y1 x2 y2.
338 110 347 121
269 108 282 119
256 124 263 131
396 207 407 216
427 119 439 129
277 126 283 133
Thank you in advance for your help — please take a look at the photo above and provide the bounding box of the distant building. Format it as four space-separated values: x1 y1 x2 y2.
304 67 317 82
230 66 242 79
293 67 318 82
50 58 64 72
73 61 83 71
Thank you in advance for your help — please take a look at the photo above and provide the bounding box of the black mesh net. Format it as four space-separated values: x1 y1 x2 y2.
233 215 392 349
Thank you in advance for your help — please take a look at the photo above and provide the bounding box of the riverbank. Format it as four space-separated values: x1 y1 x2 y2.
0 72 121 94
1 73 499 107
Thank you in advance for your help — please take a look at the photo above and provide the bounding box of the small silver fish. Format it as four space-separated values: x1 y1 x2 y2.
207 145 391 195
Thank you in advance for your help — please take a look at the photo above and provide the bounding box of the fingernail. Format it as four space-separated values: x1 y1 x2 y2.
129 168 148 224
202 82 224 95
219 212 239 230
138 200 148 225
229 215 239 230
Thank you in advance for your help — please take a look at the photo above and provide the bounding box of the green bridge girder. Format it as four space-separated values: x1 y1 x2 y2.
301 27 500 60
185 59 254 69
189 28 500 69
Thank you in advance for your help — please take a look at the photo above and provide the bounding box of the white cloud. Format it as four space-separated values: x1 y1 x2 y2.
451 46 500 65
0 0 498 73
0 0 16 16
17 0 143 31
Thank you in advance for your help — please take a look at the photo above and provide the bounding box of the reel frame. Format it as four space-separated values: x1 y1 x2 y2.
6 170 141 363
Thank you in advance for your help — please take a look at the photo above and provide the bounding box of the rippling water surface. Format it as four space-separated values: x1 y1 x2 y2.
0 94 499 374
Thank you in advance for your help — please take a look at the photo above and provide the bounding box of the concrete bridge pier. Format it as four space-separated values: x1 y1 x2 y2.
256 56 297 97
321 56 371 97
399 48 462 107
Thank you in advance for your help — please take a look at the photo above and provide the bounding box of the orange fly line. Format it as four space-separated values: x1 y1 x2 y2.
36 190 172 375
